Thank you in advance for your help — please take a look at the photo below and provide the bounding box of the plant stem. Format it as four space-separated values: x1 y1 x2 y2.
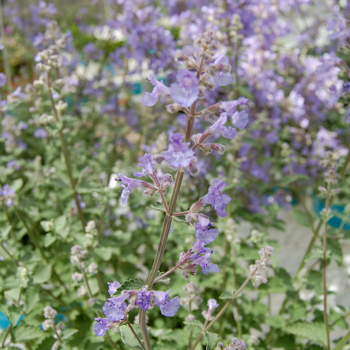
333 329 350 350
138 61 203 350
1 322 12 348
1 241 19 266
153 264 179 284
322 183 331 350
45 71 86 231
125 318 145 350
190 266 258 350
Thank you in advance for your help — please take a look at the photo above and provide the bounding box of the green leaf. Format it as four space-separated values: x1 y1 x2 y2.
183 320 204 329
8 305 24 325
280 174 309 186
219 291 235 299
95 247 113 261
40 220 54 232
120 278 144 290
305 249 324 263
1 225 12 240
33 264 52 284
289 209 313 228
154 271 170 284
11 178 23 192
14 326 46 342
205 332 218 350
54 215 67 231
44 234 57 247
62 329 78 340
120 324 144 349
286 322 326 343
327 238 343 266
265 316 286 330
147 202 165 212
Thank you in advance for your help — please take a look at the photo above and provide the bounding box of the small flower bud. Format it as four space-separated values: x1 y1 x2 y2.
87 263 98 274
43 306 57 319
42 319 55 331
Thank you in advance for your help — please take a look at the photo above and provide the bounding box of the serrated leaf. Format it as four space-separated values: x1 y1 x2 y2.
205 332 218 350
120 324 144 349
62 328 78 340
95 247 113 261
289 209 313 228
286 322 326 343
120 278 144 290
219 291 235 299
183 320 203 329
33 264 52 284
305 250 324 263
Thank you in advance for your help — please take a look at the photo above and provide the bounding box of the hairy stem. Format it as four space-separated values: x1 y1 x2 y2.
45 71 86 231
190 266 258 350
333 329 350 350
138 61 203 350
323 183 331 350
1 322 12 348
125 318 145 350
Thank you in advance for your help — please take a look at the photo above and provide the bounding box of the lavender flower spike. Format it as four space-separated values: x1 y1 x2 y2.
169 69 199 107
134 153 155 177
161 133 194 169
137 288 152 310
141 74 170 107
202 179 231 218
0 184 16 207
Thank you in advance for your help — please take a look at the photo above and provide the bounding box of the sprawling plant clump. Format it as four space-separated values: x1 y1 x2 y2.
0 1 350 350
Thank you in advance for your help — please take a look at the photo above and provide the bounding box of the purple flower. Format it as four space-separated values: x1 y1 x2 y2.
34 128 48 139
94 317 109 337
169 69 199 107
107 281 121 296
0 73 6 88
137 288 151 310
6 160 20 170
161 133 194 168
207 299 219 311
195 222 218 245
231 110 249 129
202 179 231 218
141 74 169 107
117 174 145 205
134 153 155 177
153 290 180 317
219 97 249 116
72 195 86 211
0 184 16 207
192 251 219 275
210 55 233 87
102 294 128 322
17 121 28 130
208 113 237 139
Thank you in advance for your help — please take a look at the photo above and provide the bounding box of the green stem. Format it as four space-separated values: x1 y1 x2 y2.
323 184 331 350
125 318 145 350
333 330 350 350
45 72 86 231
190 266 258 350
1 322 12 348
138 61 203 350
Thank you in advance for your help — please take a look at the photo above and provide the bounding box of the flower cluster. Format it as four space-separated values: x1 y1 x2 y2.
94 282 180 337
250 246 274 284
215 338 247 350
